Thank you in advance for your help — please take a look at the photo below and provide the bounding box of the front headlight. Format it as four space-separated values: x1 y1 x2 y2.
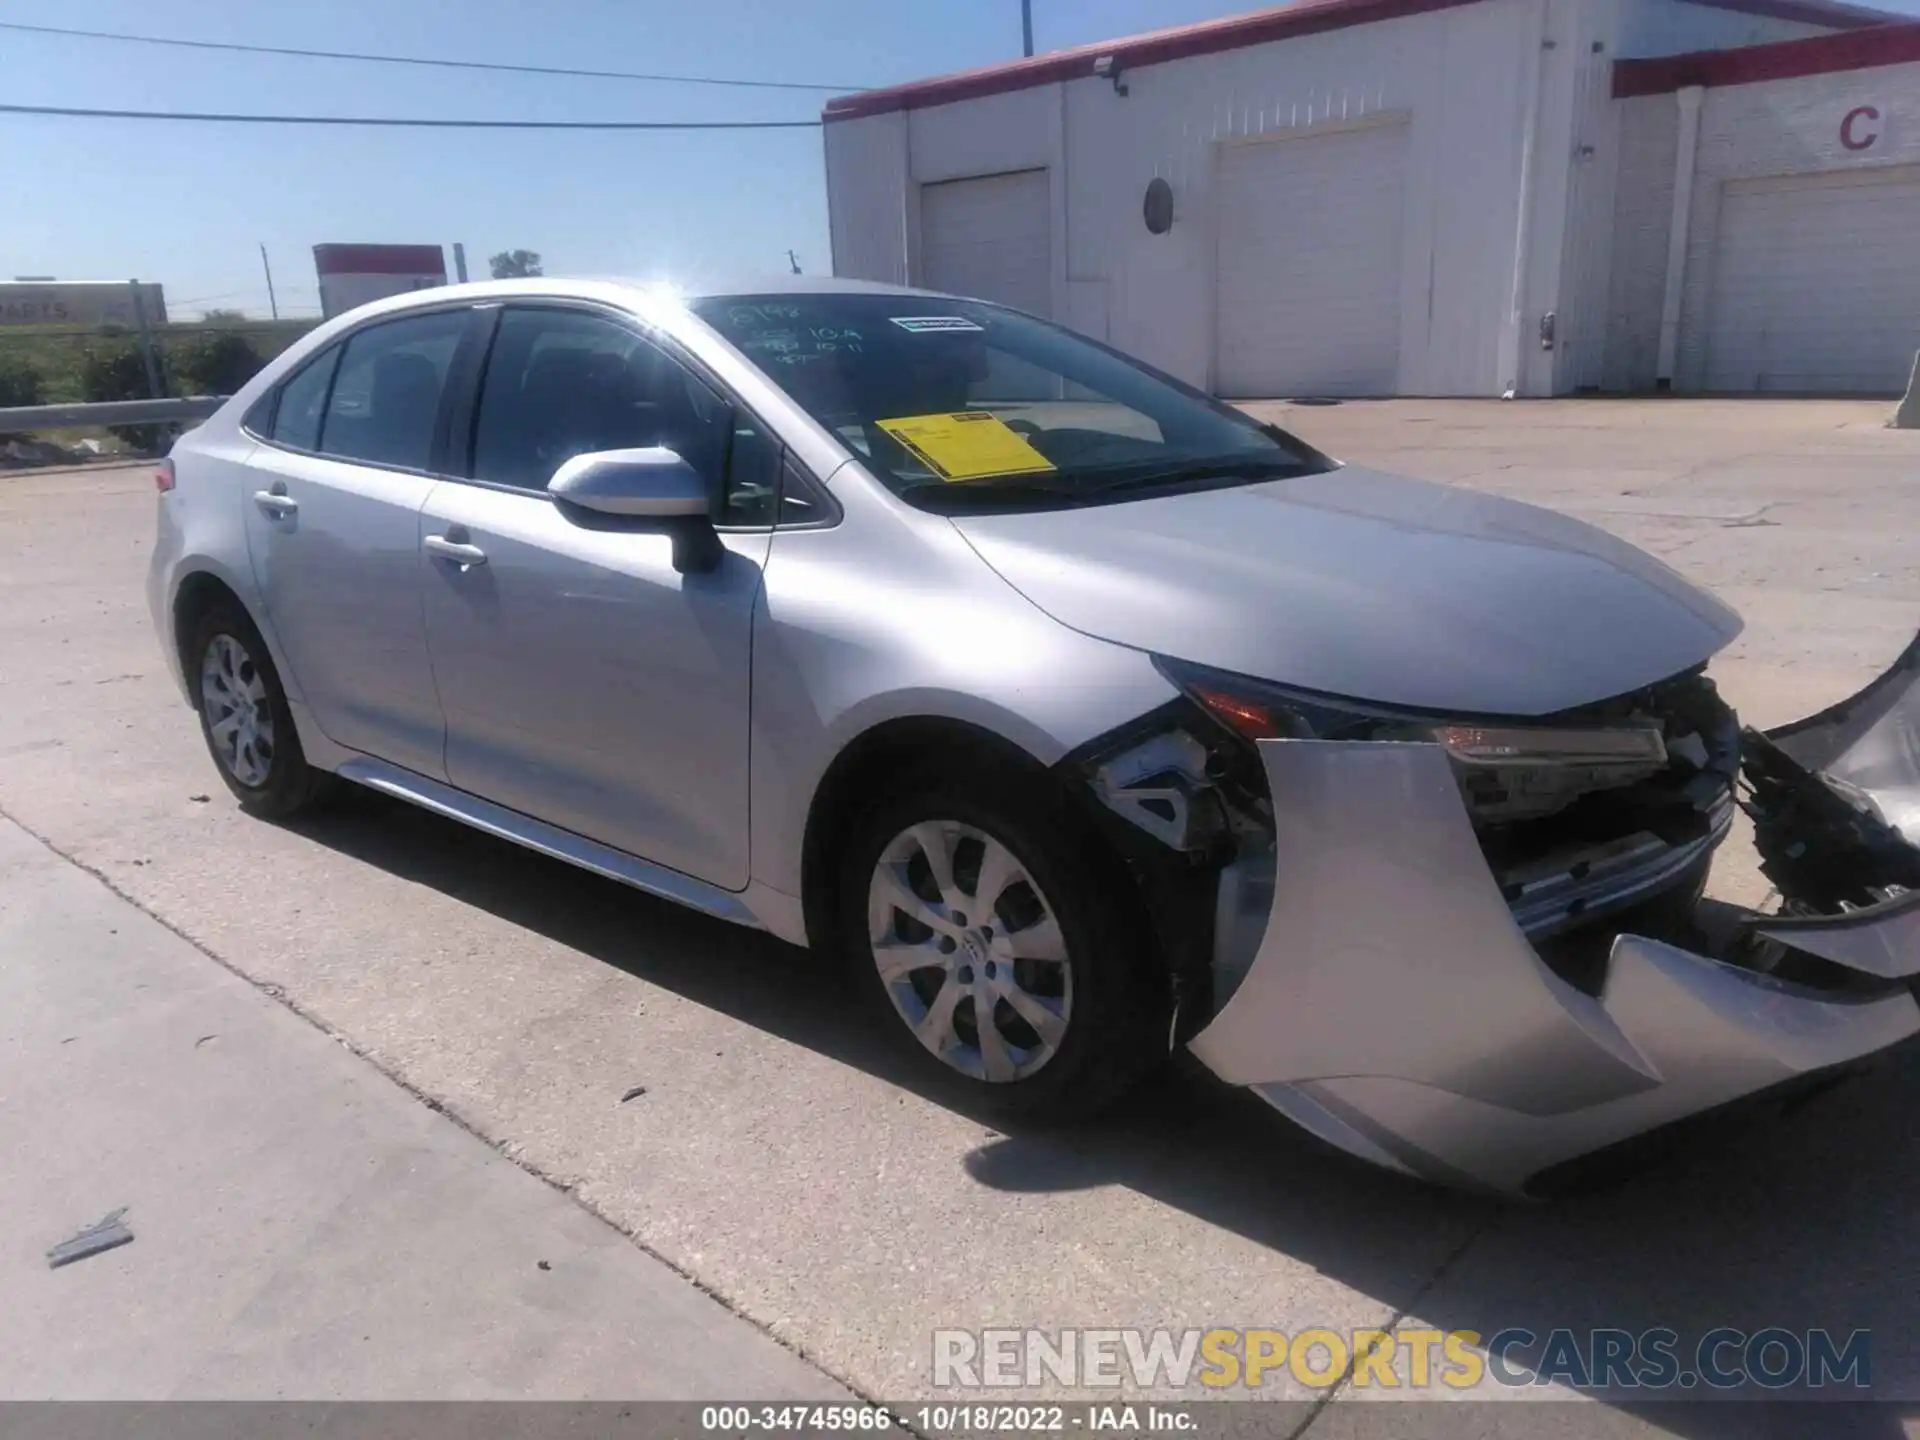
1153 655 1669 825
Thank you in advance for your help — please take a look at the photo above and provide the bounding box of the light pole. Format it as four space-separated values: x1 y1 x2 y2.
259 244 279 320
1022 0 1033 56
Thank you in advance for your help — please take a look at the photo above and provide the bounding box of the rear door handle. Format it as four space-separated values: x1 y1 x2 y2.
252 490 297 517
424 535 488 567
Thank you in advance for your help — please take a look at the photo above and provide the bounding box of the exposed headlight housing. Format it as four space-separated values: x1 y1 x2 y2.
1154 655 1670 826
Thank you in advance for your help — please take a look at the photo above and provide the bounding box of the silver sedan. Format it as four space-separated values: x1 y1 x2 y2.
149 277 1920 1195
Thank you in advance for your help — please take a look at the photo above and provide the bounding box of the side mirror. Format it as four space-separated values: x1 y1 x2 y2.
547 447 723 573
549 447 710 517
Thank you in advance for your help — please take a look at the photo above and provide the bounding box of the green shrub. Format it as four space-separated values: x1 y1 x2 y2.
79 339 168 452
79 339 155 401
172 330 264 396
0 355 44 410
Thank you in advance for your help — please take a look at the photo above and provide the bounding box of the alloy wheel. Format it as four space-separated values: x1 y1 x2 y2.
200 633 275 788
866 820 1073 1083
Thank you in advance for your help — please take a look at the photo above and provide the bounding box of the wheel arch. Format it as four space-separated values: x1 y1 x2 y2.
801 717 1030 953
797 713 1154 967
168 562 309 716
170 567 254 697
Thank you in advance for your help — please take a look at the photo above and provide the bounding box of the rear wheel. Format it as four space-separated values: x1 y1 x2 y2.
840 773 1167 1121
191 601 333 818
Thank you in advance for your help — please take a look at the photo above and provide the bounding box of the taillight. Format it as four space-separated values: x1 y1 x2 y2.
155 458 176 493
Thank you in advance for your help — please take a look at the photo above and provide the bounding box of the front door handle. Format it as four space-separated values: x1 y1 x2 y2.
424 534 488 567
252 488 297 518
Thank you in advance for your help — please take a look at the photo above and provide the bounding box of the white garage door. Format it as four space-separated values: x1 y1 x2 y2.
1213 123 1408 398
1705 165 1920 394
919 169 1052 318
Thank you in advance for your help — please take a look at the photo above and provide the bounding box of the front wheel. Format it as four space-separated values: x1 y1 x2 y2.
840 774 1168 1121
191 601 333 818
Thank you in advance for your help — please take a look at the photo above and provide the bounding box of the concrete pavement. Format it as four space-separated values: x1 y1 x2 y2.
2 401 1918 1427
1248 397 1920 724
0 816 847 1400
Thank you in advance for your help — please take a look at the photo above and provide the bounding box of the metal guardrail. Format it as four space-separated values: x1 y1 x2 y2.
0 395 229 431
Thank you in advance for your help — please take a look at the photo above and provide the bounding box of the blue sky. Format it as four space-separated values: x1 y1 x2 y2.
3 0 1914 317
0 0 1280 316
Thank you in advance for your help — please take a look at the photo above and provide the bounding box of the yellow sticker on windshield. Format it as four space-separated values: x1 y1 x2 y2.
874 411 1057 482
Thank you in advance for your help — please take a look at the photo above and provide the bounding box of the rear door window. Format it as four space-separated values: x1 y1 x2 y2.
317 311 467 471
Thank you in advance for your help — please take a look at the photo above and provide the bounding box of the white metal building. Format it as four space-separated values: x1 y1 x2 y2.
1609 27 1920 392
822 0 1919 396
0 281 167 329
312 244 449 321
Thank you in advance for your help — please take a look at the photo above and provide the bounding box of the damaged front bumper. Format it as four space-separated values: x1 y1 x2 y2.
1186 633 1920 1196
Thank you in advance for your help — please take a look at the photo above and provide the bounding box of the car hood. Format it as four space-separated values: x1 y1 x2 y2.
949 466 1743 717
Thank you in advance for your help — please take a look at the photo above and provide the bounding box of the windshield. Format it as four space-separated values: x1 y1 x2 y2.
690 292 1332 510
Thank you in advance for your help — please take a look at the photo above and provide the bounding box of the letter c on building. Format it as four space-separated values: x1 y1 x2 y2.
1841 106 1880 151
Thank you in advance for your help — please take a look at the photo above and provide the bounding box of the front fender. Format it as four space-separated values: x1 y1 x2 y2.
745 508 1177 901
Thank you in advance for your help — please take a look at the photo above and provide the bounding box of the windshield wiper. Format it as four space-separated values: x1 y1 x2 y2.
1088 459 1306 497
899 476 1092 509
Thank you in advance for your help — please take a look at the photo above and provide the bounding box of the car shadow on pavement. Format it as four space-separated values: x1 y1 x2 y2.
963 1055 1920 1435
280 788 1482 1296
284 786 1920 1432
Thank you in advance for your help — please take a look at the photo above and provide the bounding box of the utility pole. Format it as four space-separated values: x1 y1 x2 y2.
259 243 280 319
129 279 165 398
452 242 470 283
787 248 802 275
1022 0 1034 56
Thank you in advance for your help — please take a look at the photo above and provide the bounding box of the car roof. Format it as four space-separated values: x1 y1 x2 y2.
365 274 940 307
680 274 937 300
305 275 968 343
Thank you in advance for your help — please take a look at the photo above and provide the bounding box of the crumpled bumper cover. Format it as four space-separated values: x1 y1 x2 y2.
1187 632 1920 1195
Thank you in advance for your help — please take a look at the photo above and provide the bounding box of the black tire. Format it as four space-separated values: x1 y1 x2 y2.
189 600 335 818
838 766 1170 1122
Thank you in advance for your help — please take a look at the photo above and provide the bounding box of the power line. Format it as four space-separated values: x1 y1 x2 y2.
0 21 864 93
170 289 255 306
173 287 316 307
0 102 821 130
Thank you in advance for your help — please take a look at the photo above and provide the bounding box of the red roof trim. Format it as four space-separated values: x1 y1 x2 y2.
312 243 447 277
822 0 1484 122
1614 21 1920 96
825 0 1895 122
1678 0 1894 27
